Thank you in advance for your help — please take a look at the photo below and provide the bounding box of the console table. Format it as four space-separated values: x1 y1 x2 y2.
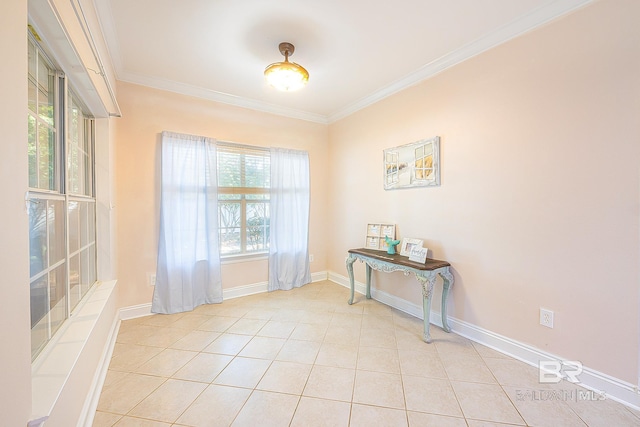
346 248 454 343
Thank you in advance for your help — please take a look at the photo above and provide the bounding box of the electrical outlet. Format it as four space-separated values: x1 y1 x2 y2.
540 308 554 328
148 273 156 287
309 254 314 262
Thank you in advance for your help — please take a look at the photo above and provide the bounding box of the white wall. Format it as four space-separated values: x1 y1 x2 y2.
4 0 639 423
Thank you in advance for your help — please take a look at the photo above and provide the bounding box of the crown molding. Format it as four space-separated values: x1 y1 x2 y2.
93 0 124 73
95 0 593 125
119 72 329 124
327 0 594 123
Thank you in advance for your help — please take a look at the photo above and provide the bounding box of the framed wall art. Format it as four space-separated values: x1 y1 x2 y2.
383 136 440 190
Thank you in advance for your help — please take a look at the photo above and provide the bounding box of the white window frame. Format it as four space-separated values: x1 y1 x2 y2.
28 34 97 361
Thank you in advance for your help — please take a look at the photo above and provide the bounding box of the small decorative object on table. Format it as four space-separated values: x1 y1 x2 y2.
384 235 401 255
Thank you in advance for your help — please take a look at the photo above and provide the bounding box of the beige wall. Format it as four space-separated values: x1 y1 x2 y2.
4 2 637 424
328 0 640 383
114 82 329 308
0 1 32 425
0 1 121 425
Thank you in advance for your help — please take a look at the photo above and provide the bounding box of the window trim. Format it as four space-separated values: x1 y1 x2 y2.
221 253 269 264
28 33 98 362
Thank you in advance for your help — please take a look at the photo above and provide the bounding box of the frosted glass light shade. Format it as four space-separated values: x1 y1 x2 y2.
264 61 309 91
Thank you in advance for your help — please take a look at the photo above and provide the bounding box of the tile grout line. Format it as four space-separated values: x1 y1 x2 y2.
96 282 636 427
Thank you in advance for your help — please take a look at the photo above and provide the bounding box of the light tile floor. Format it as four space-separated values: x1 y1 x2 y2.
93 281 640 427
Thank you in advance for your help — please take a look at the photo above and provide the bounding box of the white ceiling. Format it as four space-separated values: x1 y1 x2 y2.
94 0 592 123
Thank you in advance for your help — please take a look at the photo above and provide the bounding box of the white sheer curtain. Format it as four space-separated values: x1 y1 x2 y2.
268 147 311 291
152 131 223 314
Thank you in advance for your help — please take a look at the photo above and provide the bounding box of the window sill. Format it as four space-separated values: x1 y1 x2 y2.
30 280 117 426
221 253 268 264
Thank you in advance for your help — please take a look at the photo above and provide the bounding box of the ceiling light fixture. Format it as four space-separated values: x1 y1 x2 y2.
264 42 309 91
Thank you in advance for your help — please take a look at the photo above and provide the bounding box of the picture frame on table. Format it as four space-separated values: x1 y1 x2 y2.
400 238 423 257
408 246 429 263
365 223 396 251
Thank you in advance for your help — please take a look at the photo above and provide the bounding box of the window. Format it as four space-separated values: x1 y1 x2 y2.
28 35 97 360
28 37 59 191
217 144 270 256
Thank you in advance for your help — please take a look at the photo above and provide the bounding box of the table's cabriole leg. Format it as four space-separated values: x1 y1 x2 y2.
417 274 436 343
439 269 454 333
346 255 357 305
365 263 372 299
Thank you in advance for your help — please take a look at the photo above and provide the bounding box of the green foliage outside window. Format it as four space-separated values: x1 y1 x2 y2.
217 147 270 255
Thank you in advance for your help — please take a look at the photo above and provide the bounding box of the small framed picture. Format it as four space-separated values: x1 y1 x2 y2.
400 238 423 257
381 224 395 237
409 246 428 263
365 223 396 251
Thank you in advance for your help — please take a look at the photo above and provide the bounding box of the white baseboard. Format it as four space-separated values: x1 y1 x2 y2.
119 303 153 320
223 281 269 300
222 271 329 300
120 271 330 320
329 271 426 319
311 270 329 282
79 316 121 427
328 271 640 411
448 314 640 411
